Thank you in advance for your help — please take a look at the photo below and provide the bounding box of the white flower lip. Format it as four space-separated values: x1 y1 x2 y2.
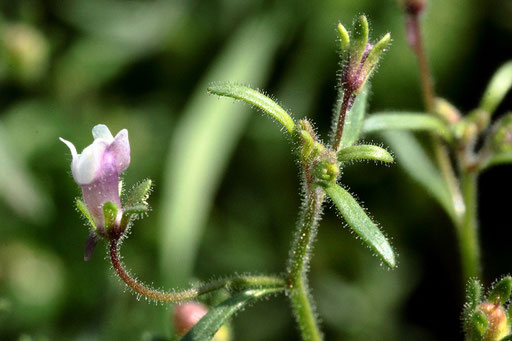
60 124 130 186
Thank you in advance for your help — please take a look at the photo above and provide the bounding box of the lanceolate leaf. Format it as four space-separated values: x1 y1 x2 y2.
208 83 296 134
182 288 281 341
338 85 369 148
321 182 396 268
381 131 456 221
337 144 393 163
479 60 512 115
363 112 451 141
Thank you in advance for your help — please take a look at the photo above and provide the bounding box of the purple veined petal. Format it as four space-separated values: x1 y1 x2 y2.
108 129 130 174
84 231 100 261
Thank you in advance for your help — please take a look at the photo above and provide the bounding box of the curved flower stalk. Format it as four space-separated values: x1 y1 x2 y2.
61 124 285 340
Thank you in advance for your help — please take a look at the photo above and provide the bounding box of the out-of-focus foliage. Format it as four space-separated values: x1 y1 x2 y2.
0 0 510 340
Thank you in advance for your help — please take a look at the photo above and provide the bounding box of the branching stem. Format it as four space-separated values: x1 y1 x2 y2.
109 239 285 303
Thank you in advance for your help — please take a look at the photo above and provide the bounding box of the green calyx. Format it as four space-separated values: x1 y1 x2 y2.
463 277 512 341
76 198 97 232
120 179 152 233
313 159 340 183
338 15 391 94
75 179 153 240
103 201 119 235
295 120 339 184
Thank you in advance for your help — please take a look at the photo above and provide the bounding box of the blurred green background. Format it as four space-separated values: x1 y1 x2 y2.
0 0 511 340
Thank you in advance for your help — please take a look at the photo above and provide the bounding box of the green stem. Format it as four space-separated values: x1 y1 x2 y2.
286 187 324 341
405 7 480 283
432 139 465 220
456 171 481 282
109 239 285 303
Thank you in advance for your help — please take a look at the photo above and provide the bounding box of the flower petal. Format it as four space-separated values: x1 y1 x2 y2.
59 137 78 159
92 124 114 142
74 139 109 185
109 129 130 174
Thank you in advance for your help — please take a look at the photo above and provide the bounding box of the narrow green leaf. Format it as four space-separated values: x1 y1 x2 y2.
337 144 393 163
480 60 512 115
103 201 118 231
380 131 456 221
488 276 512 305
339 84 369 148
182 288 280 341
363 112 452 141
321 182 396 268
124 179 152 207
76 199 97 231
208 83 295 134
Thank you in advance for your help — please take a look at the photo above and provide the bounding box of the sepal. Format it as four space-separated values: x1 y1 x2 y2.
76 198 97 232
489 276 512 306
103 201 119 234
124 179 152 208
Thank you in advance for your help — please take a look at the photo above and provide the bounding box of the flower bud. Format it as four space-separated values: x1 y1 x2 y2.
314 155 339 183
60 124 130 236
174 302 209 337
173 302 231 340
338 15 391 95
477 302 510 341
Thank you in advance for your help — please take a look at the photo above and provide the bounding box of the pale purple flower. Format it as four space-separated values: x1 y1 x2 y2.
60 124 130 234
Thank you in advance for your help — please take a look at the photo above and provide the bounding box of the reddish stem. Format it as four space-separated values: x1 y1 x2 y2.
332 90 355 151
406 14 436 113
109 239 203 302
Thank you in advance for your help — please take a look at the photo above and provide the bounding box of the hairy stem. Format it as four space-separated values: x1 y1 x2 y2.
286 187 324 341
456 171 481 282
332 91 355 152
109 239 285 302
